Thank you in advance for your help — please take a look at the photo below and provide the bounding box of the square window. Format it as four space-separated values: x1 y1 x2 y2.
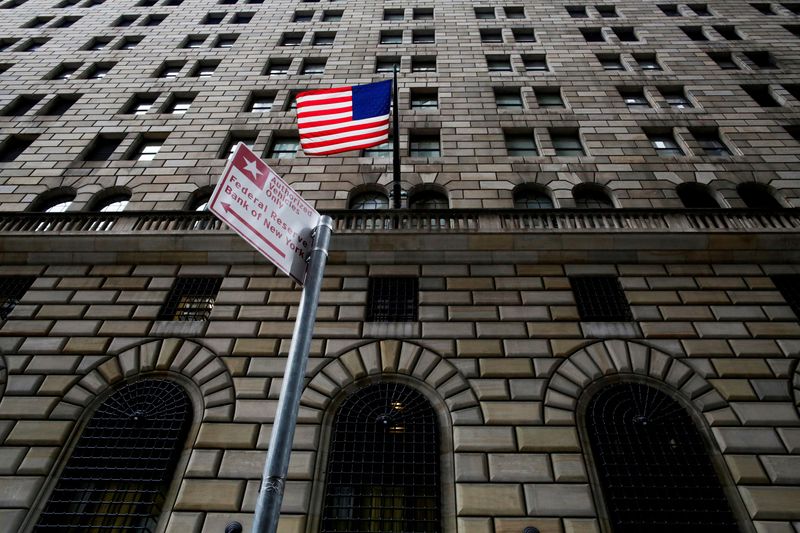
658 4 681 16
384 8 403 20
505 131 538 156
281 32 304 45
597 5 618 17
782 2 800 13
536 88 564 107
475 7 496 19
513 28 536 42
635 53 661 70
413 8 433 20
522 54 548 71
21 39 48 52
214 35 238 48
0 135 37 162
85 37 111 50
744 50 777 69
183 35 207 48
202 12 225 24
376 56 400 73
771 275 800 319
504 6 525 18
646 130 684 156
412 30 435 44
141 14 167 26
38 94 80 116
0 277 35 320
165 95 194 114
613 27 638 41
220 131 257 156
301 58 326 74
246 92 274 112
312 32 335 45
751 2 775 14
570 276 632 321
231 12 254 23
265 59 291 75
714 25 741 40
82 134 123 161
268 135 300 158
0 95 42 117
566 5 588 17
158 277 222 321
411 56 436 72
380 31 403 44
598 53 625 70
688 3 712 15
114 15 138 27
784 24 800 37
661 88 693 108
709 52 739 69
366 277 418 322
480 29 503 43
129 136 166 161
495 88 524 108
551 130 585 156
362 137 393 157
49 63 80 80
692 129 731 156
487 55 512 71
191 61 218 77
293 10 313 22
322 10 342 21
681 25 707 40
620 88 650 108
118 36 144 50
85 63 113 80
54 16 81 27
581 28 605 42
410 88 438 108
123 94 158 115
156 61 184 78
409 132 440 157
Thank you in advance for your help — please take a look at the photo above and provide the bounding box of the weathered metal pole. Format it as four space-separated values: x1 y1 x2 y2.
252 215 333 533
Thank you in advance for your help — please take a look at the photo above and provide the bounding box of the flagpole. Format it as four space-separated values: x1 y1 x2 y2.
392 65 401 209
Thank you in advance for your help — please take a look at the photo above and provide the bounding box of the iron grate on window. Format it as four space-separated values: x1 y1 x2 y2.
771 275 800 319
321 382 440 533
586 382 739 533
366 277 419 322
0 275 35 319
569 276 632 321
34 379 192 533
158 276 222 321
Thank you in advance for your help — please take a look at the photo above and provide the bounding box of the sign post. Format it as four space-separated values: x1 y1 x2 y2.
208 143 332 533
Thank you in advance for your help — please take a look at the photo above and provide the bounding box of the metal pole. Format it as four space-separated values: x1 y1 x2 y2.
252 215 333 533
392 65 402 209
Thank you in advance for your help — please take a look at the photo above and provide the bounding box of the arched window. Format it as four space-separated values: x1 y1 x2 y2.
91 190 131 212
321 382 440 533
737 182 782 209
409 190 448 209
350 191 389 210
573 184 614 208
29 188 76 213
187 187 212 211
514 186 554 209
677 183 720 208
34 379 192 532
585 382 739 533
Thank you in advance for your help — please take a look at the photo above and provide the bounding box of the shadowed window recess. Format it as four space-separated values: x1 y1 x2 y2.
0 276 35 319
158 276 222 320
366 277 418 322
570 276 632 321
321 382 440 533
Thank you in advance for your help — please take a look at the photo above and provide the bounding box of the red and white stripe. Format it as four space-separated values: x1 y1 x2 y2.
297 87 390 156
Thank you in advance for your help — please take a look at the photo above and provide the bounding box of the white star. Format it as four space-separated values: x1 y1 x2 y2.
242 157 261 181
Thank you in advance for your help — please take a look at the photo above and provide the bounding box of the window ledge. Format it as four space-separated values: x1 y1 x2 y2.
363 321 419 338
580 321 640 339
150 320 206 337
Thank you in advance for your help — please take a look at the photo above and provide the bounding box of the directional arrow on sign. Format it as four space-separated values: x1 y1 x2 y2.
221 202 286 258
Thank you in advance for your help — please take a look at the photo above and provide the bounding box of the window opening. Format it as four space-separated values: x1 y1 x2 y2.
366 277 419 322
570 276 631 321
158 277 222 320
0 276 35 319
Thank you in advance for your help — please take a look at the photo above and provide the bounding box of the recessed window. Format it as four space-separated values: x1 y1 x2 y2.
409 131 440 157
321 10 342 21
411 56 436 72
677 183 719 208
164 94 194 115
159 277 222 320
505 131 538 156
38 94 80 116
646 129 684 156
231 12 254 23
312 32 335 45
535 88 564 107
123 94 158 115
246 92 274 112
281 32 304 46
504 6 525 18
409 190 447 208
570 276 632 321
782 2 800 13
383 8 403 20
771 275 800 318
267 135 300 158
55 0 79 6
742 85 780 107
738 182 782 209
219 131 257 157
410 88 437 108
48 63 81 81
688 3 712 15
202 12 225 24
708 52 739 69
522 54 548 71
156 61 184 79
182 35 207 48
714 25 741 40
598 53 625 70
301 58 326 74
113 14 138 26
744 50 778 69
785 84 800 101
681 26 707 41
596 5 618 17
265 59 291 75
513 28 536 42
613 27 638 41
93 192 130 212
480 28 503 43
140 13 167 26
660 87 693 108
190 61 218 78
350 190 389 208
783 24 800 37
514 186 553 208
0 95 43 116
620 88 650 108
84 37 112 50
566 5 588 17
366 278 419 321
413 8 433 19
658 4 681 16
214 34 238 48
785 125 800 142
750 2 775 14
487 55 512 71
293 10 313 22
380 31 402 44
82 134 123 161
475 7 496 19
691 128 731 156
412 30 435 43
84 63 114 80
0 135 37 162
634 53 661 70
375 56 400 73
117 36 144 50
581 28 605 42
361 137 392 157
495 88 524 108
128 135 166 161
20 39 49 52
54 16 81 27
551 130 585 156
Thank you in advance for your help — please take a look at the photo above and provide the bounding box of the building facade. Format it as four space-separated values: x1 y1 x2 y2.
1 0 800 532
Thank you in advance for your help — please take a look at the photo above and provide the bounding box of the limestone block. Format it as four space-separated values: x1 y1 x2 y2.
552 454 588 482
725 455 769 484
488 453 552 482
751 380 791 401
455 453 488 482
753 521 795 533
527 322 582 338
711 379 757 401
761 456 800 484
778 429 800 453
481 402 541 425
471 379 509 400
477 322 528 339
0 476 42 507
523 484 595 517
510 379 547 400
480 359 533 377
712 359 773 378
195 423 259 448
740 486 800 519
0 510 28 533
454 426 516 452
457 340 503 357
730 402 799 426
712 428 785 453
6 420 72 445
185 450 222 477
456 483 525 515
504 339 550 357
0 448 25 474
24 355 81 373
18 446 58 475
165 512 203 533
625 291 681 304
517 427 581 452
564 518 601 533
175 479 245 511
495 518 562 533
457 517 493 533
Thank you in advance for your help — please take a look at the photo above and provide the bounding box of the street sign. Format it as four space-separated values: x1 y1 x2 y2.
209 143 320 285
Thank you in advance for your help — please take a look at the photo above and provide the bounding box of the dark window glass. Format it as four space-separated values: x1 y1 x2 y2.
361 138 392 158
737 182 782 209
714 25 741 40
410 89 437 108
231 11 253 23
552 131 585 156
246 92 274 112
581 28 605 42
321 10 342 21
475 7 495 19
380 31 403 44
512 28 536 42
350 190 389 208
505 132 538 156
647 130 684 157
570 276 631 321
320 382 439 533
409 190 447 209
83 135 122 161
480 29 503 43
38 94 80 116
158 277 222 320
376 57 400 73
0 95 42 116
692 129 731 156
597 5 618 17
677 183 719 208
293 10 313 22
566 5 588 17
522 54 548 71
574 185 613 208
742 85 780 107
681 26 707 40
409 132 440 157
384 8 403 20
495 88 524 108
504 6 525 18
586 382 739 533
0 276 35 319
0 135 37 162
486 55 512 71
598 53 625 70
658 4 681 16
613 27 637 41
620 88 650 108
514 187 553 208
782 2 800 13
634 53 661 70
771 275 800 318
366 277 419 321
660 88 693 108
267 135 299 158
413 8 433 19
34 380 192 532
411 56 436 72
708 52 739 69
744 50 777 69
412 30 435 43
751 2 775 14
688 3 712 15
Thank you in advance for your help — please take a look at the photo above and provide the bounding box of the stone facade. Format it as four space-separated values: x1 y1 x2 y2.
1 0 800 532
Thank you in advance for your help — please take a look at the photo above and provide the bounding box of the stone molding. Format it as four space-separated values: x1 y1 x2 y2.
52 338 235 422
544 339 729 424
303 339 483 425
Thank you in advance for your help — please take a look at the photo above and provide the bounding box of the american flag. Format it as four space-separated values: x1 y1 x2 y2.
296 80 392 156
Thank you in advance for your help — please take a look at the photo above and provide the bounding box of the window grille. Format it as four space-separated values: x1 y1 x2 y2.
34 379 191 533
321 382 440 533
586 382 739 533
366 277 418 321
158 277 222 320
771 275 800 318
0 276 35 319
569 276 632 321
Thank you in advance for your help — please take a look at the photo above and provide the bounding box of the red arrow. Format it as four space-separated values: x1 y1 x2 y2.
220 202 285 258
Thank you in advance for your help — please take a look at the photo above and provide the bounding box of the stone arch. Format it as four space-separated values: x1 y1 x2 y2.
53 338 235 422
0 355 7 399
302 340 483 425
543 340 728 424
793 360 800 415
